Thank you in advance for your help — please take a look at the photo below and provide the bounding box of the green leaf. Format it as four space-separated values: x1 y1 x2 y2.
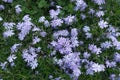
38 0 48 8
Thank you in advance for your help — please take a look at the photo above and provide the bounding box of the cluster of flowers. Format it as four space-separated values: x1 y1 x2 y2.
48 0 120 79
50 25 120 79
22 46 41 69
1 11 46 69
3 22 16 38
51 29 80 79
1 19 46 70
17 15 33 40
0 0 120 80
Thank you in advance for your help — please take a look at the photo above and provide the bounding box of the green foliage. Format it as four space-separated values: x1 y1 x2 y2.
0 0 120 80
38 0 48 8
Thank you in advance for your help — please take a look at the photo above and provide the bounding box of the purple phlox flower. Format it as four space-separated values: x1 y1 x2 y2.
109 74 116 80
15 4 22 14
7 54 17 63
88 8 95 14
71 37 79 47
32 26 41 32
0 62 7 69
3 22 15 38
56 37 72 54
40 31 47 37
107 26 117 33
11 43 22 53
17 15 33 40
56 5 62 9
64 15 76 25
0 16 3 21
49 9 60 19
82 26 92 38
44 20 50 27
3 30 15 38
53 30 69 38
114 52 120 62
89 44 102 55
93 0 105 5
38 16 45 22
32 36 41 44
105 60 116 68
96 11 105 17
83 52 90 59
51 19 63 28
112 40 120 50
85 32 92 38
70 28 79 47
75 0 87 11
3 0 13 3
3 22 15 30
83 26 90 32
22 15 31 21
71 28 78 37
88 62 105 73
79 41 84 45
101 41 112 49
0 5 5 10
98 20 108 29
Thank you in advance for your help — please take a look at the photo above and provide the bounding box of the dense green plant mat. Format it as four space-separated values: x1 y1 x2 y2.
0 0 120 80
